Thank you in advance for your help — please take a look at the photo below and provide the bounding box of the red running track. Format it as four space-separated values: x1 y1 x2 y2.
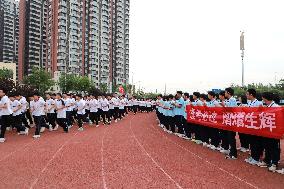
0 112 283 189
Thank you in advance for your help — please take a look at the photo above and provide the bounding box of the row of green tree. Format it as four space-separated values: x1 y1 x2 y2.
0 68 133 96
1 67 283 99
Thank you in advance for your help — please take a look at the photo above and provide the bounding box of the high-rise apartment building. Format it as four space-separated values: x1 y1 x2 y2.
0 0 19 64
17 0 129 90
18 0 47 81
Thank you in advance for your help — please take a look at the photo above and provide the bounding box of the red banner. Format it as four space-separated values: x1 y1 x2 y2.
186 105 284 139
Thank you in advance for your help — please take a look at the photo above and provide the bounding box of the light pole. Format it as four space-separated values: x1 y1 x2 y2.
240 31 245 87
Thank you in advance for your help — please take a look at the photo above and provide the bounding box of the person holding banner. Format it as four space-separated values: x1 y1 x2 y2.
224 87 238 160
191 92 203 144
218 91 230 154
245 89 263 165
206 91 221 151
237 95 250 152
258 92 281 172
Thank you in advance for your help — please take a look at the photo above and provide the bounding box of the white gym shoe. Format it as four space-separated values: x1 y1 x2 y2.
40 127 45 133
210 146 217 151
115 120 118 123
245 157 253 163
53 125 59 131
33 135 40 139
276 168 284 174
217 147 223 151
268 164 277 172
195 140 203 145
248 158 259 165
78 127 84 131
202 142 208 147
257 161 268 168
0 138 6 143
96 125 99 128
220 149 230 155
225 155 237 160
240 147 249 153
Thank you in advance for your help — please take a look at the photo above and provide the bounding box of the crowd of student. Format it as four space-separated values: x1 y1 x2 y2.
0 89 155 141
155 88 284 175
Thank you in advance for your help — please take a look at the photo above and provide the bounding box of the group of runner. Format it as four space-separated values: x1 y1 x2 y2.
0 89 155 141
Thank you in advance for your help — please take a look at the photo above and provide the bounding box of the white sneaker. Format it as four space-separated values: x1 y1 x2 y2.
0 138 6 143
195 140 203 145
40 127 45 133
248 158 259 165
220 149 230 155
225 155 237 160
78 127 84 131
33 135 40 139
202 142 208 147
245 157 253 163
6 127 11 131
217 147 223 151
268 165 277 172
49 125 53 131
257 161 268 168
240 147 249 153
210 146 217 151
206 144 212 148
276 168 284 174
53 125 59 131
96 125 99 128
115 120 118 123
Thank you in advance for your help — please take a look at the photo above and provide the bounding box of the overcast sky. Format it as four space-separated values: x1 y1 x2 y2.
129 0 284 94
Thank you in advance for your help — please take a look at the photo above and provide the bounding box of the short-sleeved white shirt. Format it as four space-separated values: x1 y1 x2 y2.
0 95 13 116
77 99 86 115
11 100 22 116
55 99 66 118
101 98 109 112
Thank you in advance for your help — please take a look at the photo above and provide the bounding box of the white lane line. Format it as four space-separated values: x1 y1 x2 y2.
100 128 108 189
129 117 183 189
146 115 259 189
29 132 78 189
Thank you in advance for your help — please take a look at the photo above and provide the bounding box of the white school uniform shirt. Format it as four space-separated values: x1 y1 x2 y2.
85 99 91 110
19 96 28 113
55 99 66 118
248 99 263 107
90 99 99 112
133 99 138 106
207 99 220 107
225 97 238 107
146 101 151 107
97 98 102 109
266 101 280 107
0 95 13 116
101 98 109 112
30 99 45 116
39 97 46 115
64 98 73 111
119 99 125 109
191 99 202 106
77 99 86 115
46 98 55 113
70 98 76 110
113 97 120 107
11 100 22 116
109 98 115 109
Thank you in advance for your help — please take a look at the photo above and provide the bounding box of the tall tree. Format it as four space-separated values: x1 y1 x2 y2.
58 73 76 92
0 68 13 79
23 68 55 95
